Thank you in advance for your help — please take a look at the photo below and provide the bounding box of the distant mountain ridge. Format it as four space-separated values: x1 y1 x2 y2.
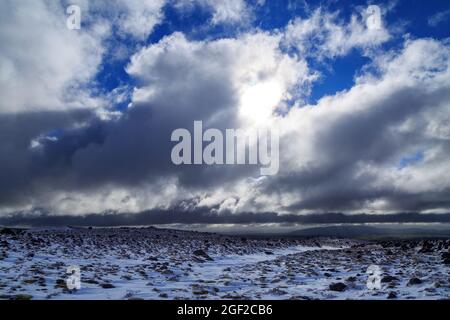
288 225 450 239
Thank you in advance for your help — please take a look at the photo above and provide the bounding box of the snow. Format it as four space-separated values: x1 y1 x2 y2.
0 227 448 300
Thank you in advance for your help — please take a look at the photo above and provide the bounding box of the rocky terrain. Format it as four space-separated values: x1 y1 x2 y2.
0 227 449 300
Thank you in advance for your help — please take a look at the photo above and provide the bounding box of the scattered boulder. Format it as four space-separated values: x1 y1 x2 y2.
329 282 347 292
387 292 397 299
407 277 422 286
54 279 67 289
419 241 434 253
193 249 213 261
12 294 33 300
441 252 450 265
381 275 398 283
0 228 16 236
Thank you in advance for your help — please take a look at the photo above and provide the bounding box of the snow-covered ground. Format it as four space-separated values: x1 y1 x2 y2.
0 227 448 300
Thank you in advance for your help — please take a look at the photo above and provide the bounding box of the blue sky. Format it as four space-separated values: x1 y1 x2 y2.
95 0 450 107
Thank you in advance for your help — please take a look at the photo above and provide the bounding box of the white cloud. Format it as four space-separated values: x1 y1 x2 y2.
428 9 450 27
284 8 391 59
0 0 109 114
85 0 166 40
127 30 313 122
174 0 252 25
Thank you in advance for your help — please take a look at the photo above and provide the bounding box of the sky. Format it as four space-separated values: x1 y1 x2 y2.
0 0 450 228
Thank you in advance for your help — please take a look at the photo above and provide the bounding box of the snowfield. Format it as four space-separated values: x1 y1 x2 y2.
0 227 449 300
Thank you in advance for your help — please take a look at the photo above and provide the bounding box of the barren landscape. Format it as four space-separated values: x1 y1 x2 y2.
0 227 449 300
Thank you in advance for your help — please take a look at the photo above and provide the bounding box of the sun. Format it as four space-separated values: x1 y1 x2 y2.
239 80 283 124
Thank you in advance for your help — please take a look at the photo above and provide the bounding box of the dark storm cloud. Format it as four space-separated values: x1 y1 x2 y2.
265 84 450 212
1 208 450 227
0 101 256 209
0 109 95 205
0 33 267 211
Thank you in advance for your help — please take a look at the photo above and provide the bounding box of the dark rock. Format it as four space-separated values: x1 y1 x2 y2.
12 294 33 300
329 282 347 292
407 277 422 286
419 241 434 253
381 275 398 283
84 279 99 284
387 292 397 299
0 228 16 236
193 249 213 261
54 279 66 289
100 283 115 289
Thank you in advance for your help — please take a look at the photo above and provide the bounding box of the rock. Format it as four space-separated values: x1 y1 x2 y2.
193 288 209 295
84 278 100 284
387 292 397 299
268 287 288 295
329 282 347 292
381 275 398 283
0 228 16 236
54 279 66 289
159 293 168 298
193 249 213 261
442 252 450 265
100 283 115 289
346 276 357 282
12 294 33 300
419 241 434 253
407 277 422 286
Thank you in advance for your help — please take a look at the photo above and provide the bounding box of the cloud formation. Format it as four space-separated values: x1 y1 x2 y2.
0 1 449 226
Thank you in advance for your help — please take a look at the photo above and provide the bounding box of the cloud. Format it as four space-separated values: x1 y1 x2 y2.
0 0 109 114
428 9 450 27
1 3 450 225
84 0 167 40
284 8 391 59
173 0 253 25
2 209 450 227
0 30 314 216
262 38 450 214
